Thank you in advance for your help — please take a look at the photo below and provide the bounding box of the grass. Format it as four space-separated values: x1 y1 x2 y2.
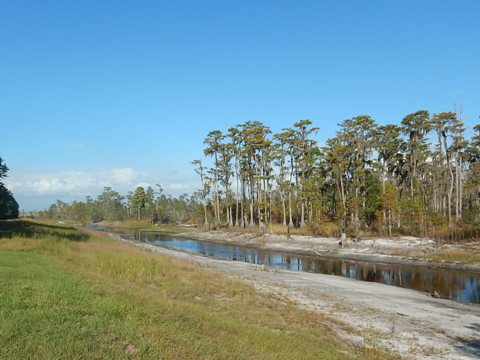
0 220 393 359
424 248 480 264
219 222 334 237
138 223 197 234
0 219 88 241
99 219 196 233
389 240 480 265
0 251 134 358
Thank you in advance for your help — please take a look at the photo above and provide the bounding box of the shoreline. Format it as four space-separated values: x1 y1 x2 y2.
106 230 480 360
159 229 480 273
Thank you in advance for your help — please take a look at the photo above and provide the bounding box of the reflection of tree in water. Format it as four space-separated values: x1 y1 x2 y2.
125 230 480 304
462 278 479 303
364 269 377 282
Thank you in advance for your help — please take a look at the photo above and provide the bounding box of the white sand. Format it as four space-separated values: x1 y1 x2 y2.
111 233 480 360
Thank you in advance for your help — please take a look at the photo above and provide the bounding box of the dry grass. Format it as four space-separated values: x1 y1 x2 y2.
99 220 197 233
425 248 480 264
221 222 339 237
0 220 395 359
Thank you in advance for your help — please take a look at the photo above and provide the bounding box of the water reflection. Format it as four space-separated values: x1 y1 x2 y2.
115 230 480 304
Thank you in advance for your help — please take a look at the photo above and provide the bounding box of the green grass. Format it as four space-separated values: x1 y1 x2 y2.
0 219 88 241
0 252 136 359
0 220 392 359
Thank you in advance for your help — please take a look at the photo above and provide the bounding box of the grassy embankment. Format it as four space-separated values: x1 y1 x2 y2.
0 220 392 359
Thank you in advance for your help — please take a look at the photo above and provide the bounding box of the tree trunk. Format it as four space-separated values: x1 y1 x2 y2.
203 204 208 228
309 201 313 224
382 164 386 234
235 162 240 227
339 173 347 237
300 202 305 228
448 165 454 225
455 154 459 220
281 190 287 227
388 209 392 238
240 179 245 228
249 197 254 227
459 156 463 221
214 154 220 225
269 190 273 234
288 189 294 227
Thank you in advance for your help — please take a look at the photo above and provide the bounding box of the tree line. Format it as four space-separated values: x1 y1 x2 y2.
0 157 19 220
193 111 480 239
38 185 202 224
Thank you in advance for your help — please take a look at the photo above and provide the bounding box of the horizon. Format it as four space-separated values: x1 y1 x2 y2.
2 0 479 210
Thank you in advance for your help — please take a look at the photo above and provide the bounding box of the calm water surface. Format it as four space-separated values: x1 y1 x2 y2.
113 229 480 304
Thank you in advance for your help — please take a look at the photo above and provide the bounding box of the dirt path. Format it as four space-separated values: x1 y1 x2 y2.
111 233 480 360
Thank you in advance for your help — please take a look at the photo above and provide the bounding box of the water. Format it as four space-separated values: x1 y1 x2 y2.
86 225 106 231
114 230 480 304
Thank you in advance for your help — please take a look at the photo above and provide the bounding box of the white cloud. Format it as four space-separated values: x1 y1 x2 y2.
110 168 138 184
164 182 195 191
4 167 142 197
4 167 199 209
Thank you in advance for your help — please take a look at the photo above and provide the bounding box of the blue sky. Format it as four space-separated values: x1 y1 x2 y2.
1 0 479 210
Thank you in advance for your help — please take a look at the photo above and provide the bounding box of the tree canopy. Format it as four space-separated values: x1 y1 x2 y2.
0 157 19 220
38 111 480 240
192 112 480 239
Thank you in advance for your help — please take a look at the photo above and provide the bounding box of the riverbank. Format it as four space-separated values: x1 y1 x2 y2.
0 220 385 359
170 230 480 272
72 219 480 271
110 231 480 360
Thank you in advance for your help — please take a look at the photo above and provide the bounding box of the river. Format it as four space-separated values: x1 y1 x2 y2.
109 228 480 304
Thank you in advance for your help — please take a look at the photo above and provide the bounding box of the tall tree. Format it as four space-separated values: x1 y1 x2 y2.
0 157 8 184
0 185 19 220
204 130 223 226
238 121 271 228
323 136 350 237
449 110 467 223
401 110 431 197
374 124 403 233
273 130 292 227
0 157 19 220
292 120 319 227
218 142 234 227
97 187 125 221
465 125 480 216
228 127 243 227
192 159 210 228
432 112 457 224
131 187 147 220
338 116 377 237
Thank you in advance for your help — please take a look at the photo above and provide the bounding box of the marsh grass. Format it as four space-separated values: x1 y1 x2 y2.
101 220 196 234
389 241 480 264
425 250 480 264
0 220 394 359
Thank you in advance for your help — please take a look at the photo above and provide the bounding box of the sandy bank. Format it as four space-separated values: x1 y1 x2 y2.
110 232 480 360
171 230 480 272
